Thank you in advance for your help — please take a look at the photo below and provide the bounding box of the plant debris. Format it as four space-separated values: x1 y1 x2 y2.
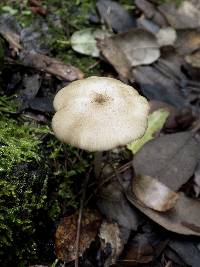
55 209 102 262
1 0 200 266
127 189 200 236
132 175 179 212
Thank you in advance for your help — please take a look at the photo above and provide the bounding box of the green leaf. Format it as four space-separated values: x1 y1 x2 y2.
71 28 111 57
127 109 169 154
1 6 18 15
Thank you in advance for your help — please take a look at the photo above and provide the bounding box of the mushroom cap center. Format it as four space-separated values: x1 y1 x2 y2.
93 92 111 105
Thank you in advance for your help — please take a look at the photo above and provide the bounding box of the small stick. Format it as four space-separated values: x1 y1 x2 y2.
74 168 92 267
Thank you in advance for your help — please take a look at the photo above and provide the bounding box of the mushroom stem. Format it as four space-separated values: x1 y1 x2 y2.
94 151 103 179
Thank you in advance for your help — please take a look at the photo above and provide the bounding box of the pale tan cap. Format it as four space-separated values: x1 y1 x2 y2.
52 76 149 151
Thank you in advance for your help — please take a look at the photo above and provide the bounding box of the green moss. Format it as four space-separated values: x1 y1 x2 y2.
0 2 35 27
0 95 19 113
0 119 41 172
44 0 96 30
0 96 91 266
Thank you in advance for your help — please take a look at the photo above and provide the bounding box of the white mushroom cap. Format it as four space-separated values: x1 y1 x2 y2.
52 76 149 151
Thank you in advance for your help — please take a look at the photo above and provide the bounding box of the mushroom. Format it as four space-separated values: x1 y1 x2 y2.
52 76 149 177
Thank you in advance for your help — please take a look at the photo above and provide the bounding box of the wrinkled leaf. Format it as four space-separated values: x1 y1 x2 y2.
99 28 160 78
71 28 110 57
127 109 169 154
133 132 199 191
127 189 200 236
55 209 102 262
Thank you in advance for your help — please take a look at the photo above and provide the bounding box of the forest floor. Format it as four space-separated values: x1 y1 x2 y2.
1 0 200 267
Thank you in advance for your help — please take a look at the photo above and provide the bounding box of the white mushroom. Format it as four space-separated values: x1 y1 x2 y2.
52 76 149 177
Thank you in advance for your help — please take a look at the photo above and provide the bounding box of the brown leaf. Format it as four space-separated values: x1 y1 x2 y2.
98 29 160 78
19 51 84 81
133 132 199 191
98 37 130 78
132 175 179 212
29 6 47 16
185 50 200 68
175 30 200 55
135 0 168 27
0 14 22 53
99 221 124 266
28 0 47 16
194 163 200 197
158 1 200 29
126 189 200 236
120 233 154 266
55 209 102 262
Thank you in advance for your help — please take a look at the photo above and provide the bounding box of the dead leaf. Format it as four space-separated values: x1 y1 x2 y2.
55 209 102 262
99 221 124 267
156 27 177 47
97 180 141 230
126 189 200 236
28 0 47 17
136 17 160 35
19 51 84 81
22 74 40 100
175 30 200 55
99 29 160 78
96 0 136 33
98 37 130 78
135 0 168 27
158 1 200 29
20 19 50 53
194 163 200 197
169 239 200 267
132 175 179 212
28 97 54 113
185 50 200 68
120 233 154 266
132 65 186 108
133 132 199 191
0 13 22 53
